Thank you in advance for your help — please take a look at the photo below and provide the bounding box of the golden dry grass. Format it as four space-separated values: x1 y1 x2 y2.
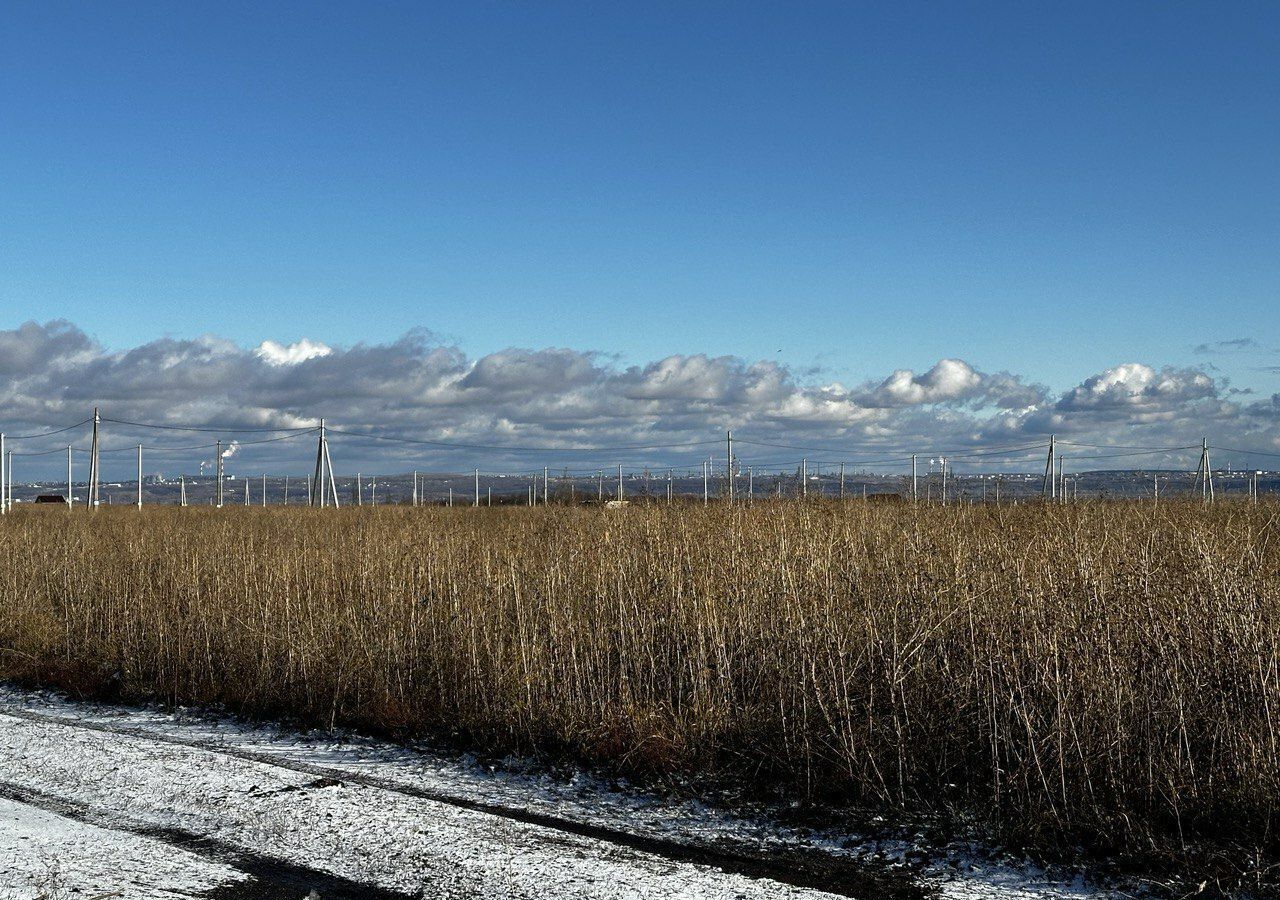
1 500 1277 871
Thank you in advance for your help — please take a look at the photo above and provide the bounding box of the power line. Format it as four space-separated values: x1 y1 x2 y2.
5 418 92 440
101 418 317 435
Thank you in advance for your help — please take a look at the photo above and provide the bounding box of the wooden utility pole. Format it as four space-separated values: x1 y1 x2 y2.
1042 434 1056 500
912 454 918 503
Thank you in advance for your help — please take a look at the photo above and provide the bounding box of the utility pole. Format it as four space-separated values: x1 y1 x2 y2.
839 462 845 499
88 407 101 510
543 467 549 505
1042 434 1056 500
137 444 143 510
617 464 624 502
5 450 12 512
667 470 673 504
357 473 363 506
284 476 289 505
67 446 73 507
1196 438 1214 502
309 419 340 508
180 476 187 507
912 454 918 504
216 440 225 508
244 478 249 507
412 471 419 507
703 459 709 504
474 468 480 507
262 473 267 507
747 466 753 501
0 433 5 516
801 458 807 498
1056 455 1063 504
726 430 734 502
598 470 604 503
940 457 947 505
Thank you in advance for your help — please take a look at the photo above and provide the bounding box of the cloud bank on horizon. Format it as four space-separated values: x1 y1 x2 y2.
1 320 1277 475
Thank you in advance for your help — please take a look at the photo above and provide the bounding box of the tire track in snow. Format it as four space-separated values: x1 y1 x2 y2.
0 704 920 899
0 779 419 899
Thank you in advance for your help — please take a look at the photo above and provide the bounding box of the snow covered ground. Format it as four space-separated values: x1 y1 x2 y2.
0 685 1121 899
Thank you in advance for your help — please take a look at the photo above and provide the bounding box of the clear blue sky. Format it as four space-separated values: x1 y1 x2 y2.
2 2 1278 394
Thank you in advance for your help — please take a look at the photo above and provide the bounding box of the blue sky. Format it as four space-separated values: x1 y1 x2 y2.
2 3 1279 474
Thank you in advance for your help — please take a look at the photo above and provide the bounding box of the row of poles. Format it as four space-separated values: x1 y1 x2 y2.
0 415 1260 514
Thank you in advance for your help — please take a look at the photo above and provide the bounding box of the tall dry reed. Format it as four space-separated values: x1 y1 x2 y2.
1 500 1276 869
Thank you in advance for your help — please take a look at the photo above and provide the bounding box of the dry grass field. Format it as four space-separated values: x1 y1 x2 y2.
1 500 1277 881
